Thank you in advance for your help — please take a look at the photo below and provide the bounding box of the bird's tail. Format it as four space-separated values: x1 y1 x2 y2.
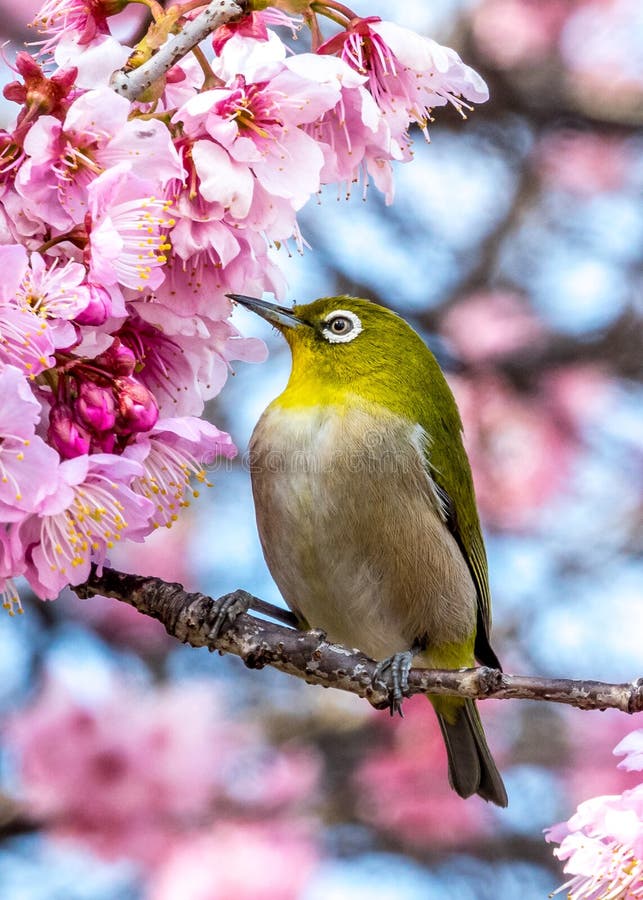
432 697 508 807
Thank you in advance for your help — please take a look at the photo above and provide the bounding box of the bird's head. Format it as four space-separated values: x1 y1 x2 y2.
228 293 447 412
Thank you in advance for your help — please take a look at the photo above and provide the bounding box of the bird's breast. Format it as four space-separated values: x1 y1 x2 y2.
249 401 477 662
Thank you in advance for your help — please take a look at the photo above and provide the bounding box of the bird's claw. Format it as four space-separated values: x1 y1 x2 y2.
206 589 253 642
373 650 414 717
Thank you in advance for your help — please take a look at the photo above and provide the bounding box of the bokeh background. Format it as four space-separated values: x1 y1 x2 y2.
1 1 642 898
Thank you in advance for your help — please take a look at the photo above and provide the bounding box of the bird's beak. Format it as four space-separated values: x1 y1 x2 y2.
227 294 304 330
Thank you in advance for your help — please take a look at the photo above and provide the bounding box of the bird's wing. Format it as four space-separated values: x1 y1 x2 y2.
431 479 501 670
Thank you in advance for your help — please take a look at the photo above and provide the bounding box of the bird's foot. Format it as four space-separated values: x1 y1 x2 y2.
373 650 414 717
206 589 254 642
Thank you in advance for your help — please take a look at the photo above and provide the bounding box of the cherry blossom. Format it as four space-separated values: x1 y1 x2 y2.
16 453 154 599
546 732 643 900
86 163 174 292
0 364 60 520
127 417 236 529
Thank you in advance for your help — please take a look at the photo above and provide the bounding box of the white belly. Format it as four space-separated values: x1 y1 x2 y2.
249 403 477 662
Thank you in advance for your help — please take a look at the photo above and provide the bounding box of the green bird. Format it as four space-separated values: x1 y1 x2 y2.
229 293 508 807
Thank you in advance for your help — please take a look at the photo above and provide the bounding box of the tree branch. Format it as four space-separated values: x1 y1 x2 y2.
74 567 643 714
110 0 246 101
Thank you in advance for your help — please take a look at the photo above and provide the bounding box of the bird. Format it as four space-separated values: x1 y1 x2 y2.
227 292 508 807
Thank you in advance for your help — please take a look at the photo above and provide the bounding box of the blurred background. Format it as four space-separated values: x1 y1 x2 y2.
1 1 642 898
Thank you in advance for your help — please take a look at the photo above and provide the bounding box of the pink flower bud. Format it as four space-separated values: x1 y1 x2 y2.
90 431 116 454
48 404 91 459
74 284 112 326
75 381 116 432
115 377 159 433
95 339 136 377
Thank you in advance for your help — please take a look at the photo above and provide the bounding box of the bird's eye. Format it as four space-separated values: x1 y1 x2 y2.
322 310 363 344
329 316 352 335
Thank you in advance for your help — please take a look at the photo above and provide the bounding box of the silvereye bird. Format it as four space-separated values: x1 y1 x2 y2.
229 293 508 807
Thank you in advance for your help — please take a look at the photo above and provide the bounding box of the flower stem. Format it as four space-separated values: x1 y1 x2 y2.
129 0 165 22
191 45 221 89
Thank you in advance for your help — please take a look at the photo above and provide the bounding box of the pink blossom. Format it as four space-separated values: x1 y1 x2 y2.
294 54 402 202
17 86 183 228
0 247 96 351
148 822 319 900
127 417 236 528
0 365 60 522
130 299 268 411
86 163 174 292
75 381 116 432
73 281 112 325
320 17 488 135
0 303 56 376
53 34 131 90
177 60 346 212
16 452 154 600
3 52 76 122
212 7 302 55
546 786 643 899
114 376 159 433
212 27 288 84
0 526 23 615
33 0 126 52
615 731 643 774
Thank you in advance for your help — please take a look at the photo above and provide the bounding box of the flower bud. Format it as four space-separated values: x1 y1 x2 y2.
74 283 111 326
48 403 91 459
75 381 116 432
90 431 116 454
95 338 136 377
115 377 159 434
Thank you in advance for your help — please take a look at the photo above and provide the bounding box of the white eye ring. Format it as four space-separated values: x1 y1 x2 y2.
322 310 363 344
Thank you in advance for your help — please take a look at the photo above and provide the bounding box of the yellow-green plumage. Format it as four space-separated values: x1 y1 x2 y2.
238 294 507 807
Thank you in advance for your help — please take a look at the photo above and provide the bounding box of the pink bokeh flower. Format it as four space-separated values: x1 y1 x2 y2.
442 291 545 364
6 677 322 869
471 0 566 70
5 679 245 864
535 131 631 196
353 695 492 847
453 373 579 530
148 822 320 900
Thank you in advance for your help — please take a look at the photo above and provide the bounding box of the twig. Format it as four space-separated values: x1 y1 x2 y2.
110 0 246 101
75 567 643 715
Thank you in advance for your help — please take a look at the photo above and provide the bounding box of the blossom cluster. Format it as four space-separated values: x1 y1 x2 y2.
0 0 487 611
546 729 643 900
